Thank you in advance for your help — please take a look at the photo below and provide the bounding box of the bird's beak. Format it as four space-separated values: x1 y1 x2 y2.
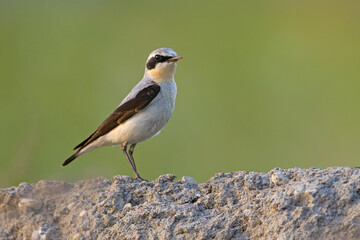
168 56 183 62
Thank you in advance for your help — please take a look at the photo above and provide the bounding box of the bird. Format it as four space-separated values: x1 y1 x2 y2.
62 48 182 181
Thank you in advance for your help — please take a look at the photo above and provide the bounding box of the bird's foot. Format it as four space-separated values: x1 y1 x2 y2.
135 175 149 182
135 172 149 182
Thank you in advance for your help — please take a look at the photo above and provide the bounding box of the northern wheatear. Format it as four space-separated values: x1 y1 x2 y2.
62 48 182 181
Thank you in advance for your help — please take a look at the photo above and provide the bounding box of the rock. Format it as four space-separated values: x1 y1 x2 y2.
30 227 50 240
31 230 41 240
18 198 42 211
0 168 359 239
270 168 290 185
67 202 76 210
79 210 87 217
180 176 197 185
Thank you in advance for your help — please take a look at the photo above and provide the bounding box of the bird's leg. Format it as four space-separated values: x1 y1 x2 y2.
121 143 147 181
128 144 137 172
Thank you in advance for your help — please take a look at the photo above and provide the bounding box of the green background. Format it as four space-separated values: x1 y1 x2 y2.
1 1 359 187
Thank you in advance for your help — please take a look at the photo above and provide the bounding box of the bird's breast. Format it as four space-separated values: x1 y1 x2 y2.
157 81 177 110
147 81 177 125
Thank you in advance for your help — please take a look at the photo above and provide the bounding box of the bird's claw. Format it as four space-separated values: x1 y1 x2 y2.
135 176 148 182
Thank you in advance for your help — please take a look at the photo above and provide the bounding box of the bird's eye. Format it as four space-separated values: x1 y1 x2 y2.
155 54 161 60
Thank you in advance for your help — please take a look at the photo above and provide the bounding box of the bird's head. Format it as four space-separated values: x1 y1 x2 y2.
144 48 182 82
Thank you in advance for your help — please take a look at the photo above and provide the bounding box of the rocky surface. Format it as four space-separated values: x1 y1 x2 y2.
0 167 359 240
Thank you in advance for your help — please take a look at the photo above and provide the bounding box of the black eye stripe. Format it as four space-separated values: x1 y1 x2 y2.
146 55 173 70
157 55 172 63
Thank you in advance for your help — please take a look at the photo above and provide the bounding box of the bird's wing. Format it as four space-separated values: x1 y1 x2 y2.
73 83 161 150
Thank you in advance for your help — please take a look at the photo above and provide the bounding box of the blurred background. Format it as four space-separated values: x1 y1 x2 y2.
0 0 359 187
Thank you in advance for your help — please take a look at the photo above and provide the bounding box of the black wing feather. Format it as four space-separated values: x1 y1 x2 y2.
73 83 160 151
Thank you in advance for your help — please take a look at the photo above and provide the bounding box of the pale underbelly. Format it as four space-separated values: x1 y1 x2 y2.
99 97 173 146
103 111 169 145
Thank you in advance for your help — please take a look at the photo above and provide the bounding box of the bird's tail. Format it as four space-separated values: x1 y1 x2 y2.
62 151 80 166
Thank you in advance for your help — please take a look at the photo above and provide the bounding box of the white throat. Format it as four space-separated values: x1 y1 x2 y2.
146 62 177 83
